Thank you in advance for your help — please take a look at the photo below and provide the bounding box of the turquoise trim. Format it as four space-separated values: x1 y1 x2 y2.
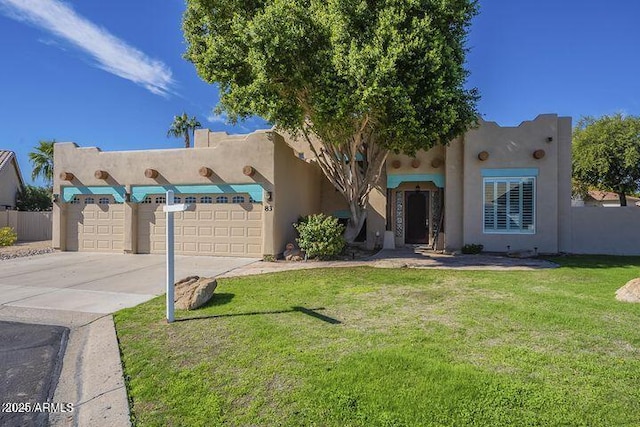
387 174 445 189
130 184 264 203
482 168 539 178
332 210 351 219
62 186 126 203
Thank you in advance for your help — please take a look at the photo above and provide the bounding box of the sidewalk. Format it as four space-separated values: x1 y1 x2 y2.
220 246 557 278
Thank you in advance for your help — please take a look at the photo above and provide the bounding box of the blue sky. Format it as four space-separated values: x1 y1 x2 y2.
1 0 639 186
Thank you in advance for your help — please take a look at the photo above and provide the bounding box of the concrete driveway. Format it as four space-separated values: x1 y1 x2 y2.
0 252 258 426
0 252 258 314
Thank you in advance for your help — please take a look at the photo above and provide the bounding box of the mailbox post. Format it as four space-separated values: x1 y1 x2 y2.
163 190 193 323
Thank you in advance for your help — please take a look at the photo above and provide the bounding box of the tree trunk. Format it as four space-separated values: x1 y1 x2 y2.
300 118 389 244
185 132 191 148
618 191 627 206
344 200 367 243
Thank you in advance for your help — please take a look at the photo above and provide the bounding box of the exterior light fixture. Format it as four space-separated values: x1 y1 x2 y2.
547 137 553 143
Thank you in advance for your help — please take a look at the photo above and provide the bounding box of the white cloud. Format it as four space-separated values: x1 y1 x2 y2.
206 111 228 124
0 0 174 96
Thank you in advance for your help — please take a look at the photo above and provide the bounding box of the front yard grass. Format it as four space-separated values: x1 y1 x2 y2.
114 256 640 426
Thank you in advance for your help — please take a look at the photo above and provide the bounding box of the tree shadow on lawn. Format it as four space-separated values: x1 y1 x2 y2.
175 302 342 325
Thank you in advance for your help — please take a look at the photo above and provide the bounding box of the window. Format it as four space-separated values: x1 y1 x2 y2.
173 196 181 203
185 196 197 204
70 197 80 205
216 196 228 204
200 196 213 204
98 197 110 204
232 195 245 203
483 177 535 234
155 196 166 204
84 197 95 204
141 197 152 204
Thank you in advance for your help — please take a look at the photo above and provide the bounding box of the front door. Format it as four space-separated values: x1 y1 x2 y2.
405 191 429 244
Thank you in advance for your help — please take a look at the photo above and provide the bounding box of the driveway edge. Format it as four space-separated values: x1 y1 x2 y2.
0 307 131 427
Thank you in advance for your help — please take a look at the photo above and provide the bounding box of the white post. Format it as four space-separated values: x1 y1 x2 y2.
166 190 175 323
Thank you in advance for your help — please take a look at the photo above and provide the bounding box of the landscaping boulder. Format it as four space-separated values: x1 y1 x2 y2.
283 242 304 261
175 276 217 310
616 278 640 303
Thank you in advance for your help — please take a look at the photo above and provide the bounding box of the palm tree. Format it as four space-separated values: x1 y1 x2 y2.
167 113 201 148
29 140 55 187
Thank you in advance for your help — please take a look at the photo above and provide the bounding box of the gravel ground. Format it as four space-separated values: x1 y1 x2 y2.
0 241 55 260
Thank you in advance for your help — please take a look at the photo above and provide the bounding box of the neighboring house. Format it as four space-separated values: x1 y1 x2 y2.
53 114 584 256
0 150 25 210
573 190 640 207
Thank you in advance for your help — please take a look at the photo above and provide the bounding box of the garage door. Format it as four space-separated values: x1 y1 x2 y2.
137 194 262 257
66 196 125 252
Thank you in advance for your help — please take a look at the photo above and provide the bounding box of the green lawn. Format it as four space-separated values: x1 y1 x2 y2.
114 256 640 426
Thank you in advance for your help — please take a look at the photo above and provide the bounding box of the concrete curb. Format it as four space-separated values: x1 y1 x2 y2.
0 306 131 427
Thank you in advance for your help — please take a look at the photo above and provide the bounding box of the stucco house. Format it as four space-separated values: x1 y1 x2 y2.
0 150 25 211
52 114 579 257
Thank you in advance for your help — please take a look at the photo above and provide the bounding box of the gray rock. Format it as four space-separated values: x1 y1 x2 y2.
283 242 304 261
175 276 218 310
616 278 640 303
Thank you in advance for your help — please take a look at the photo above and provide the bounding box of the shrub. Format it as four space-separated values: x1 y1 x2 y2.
461 243 483 254
294 214 346 260
0 227 17 247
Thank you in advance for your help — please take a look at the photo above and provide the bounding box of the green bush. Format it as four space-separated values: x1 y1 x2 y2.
0 227 17 247
461 243 483 254
294 214 346 260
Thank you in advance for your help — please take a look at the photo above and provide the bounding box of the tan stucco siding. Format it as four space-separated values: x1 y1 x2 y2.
53 131 276 193
319 177 348 216
0 160 22 209
570 206 640 255
461 114 569 253
444 137 465 250
556 117 573 253
386 145 447 248
272 134 322 255
53 130 276 255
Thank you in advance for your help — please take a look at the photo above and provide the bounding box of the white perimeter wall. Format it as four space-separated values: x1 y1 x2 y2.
570 207 640 255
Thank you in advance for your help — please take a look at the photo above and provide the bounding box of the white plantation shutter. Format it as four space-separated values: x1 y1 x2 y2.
483 177 535 234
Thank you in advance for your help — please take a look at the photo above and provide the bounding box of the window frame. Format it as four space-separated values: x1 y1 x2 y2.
482 176 536 235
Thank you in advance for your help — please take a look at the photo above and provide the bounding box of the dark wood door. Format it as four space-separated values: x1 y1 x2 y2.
405 191 429 243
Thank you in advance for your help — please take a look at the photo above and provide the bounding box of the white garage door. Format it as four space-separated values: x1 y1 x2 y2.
137 194 262 257
66 196 125 252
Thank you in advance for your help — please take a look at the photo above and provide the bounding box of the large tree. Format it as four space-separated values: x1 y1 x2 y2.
183 0 479 241
573 114 640 206
16 185 52 212
28 140 55 188
167 113 202 148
